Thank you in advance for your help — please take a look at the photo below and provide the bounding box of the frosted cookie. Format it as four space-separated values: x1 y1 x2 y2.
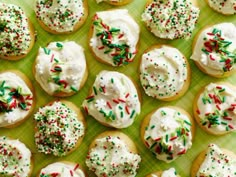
0 136 32 177
95 0 133 5
191 23 236 78
206 0 236 15
82 70 141 129
191 144 236 177
0 71 35 128
34 41 88 97
89 9 140 66
0 3 35 60
193 82 236 135
35 0 88 34
146 168 180 177
34 100 85 156
140 45 190 101
141 106 194 163
142 0 200 39
38 161 86 177
86 131 141 177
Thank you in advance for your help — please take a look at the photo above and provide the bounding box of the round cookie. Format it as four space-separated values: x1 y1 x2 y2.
86 130 141 177
0 70 35 128
0 3 35 60
82 70 141 129
0 136 32 177
141 0 200 39
34 100 85 156
205 0 236 15
35 0 88 34
191 144 236 177
140 45 190 101
95 0 133 5
34 41 88 97
89 9 140 66
146 168 180 177
38 161 86 177
191 23 236 78
141 106 195 163
193 82 236 135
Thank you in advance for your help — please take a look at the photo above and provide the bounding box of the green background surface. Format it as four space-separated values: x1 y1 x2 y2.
0 0 236 176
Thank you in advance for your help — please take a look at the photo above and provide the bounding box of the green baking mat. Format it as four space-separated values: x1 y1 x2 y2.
0 0 236 176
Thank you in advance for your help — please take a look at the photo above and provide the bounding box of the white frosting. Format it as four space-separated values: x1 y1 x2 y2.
140 46 188 99
0 72 33 127
40 162 85 177
35 41 87 95
90 9 139 66
142 0 200 39
191 23 236 76
35 0 85 33
82 70 140 129
0 136 31 177
144 107 192 163
34 101 85 156
196 144 236 176
196 83 236 134
208 0 236 15
151 168 177 177
0 3 31 57
86 136 141 177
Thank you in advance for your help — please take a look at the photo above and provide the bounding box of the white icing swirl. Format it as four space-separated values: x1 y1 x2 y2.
35 0 85 33
35 41 87 95
196 83 236 134
0 72 33 127
196 144 236 176
34 101 85 156
39 162 85 177
208 0 236 15
162 168 177 177
142 0 200 39
144 107 192 163
82 70 140 129
90 9 139 66
0 3 31 57
0 136 32 177
140 46 188 99
86 136 141 177
191 23 236 77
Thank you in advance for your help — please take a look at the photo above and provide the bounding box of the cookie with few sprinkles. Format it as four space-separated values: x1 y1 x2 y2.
38 161 87 177
0 136 33 177
141 0 200 39
33 41 88 97
86 130 141 177
141 106 195 163
0 70 35 128
0 3 35 60
35 0 88 34
191 144 236 177
95 0 133 5
34 100 86 157
146 168 181 177
191 23 236 78
205 0 236 15
89 9 140 67
140 45 191 101
193 82 236 135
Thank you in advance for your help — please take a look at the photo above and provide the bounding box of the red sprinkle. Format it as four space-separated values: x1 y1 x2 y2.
125 106 130 114
73 164 80 171
107 101 112 109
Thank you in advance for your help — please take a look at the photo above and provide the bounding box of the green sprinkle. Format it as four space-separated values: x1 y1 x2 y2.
70 86 78 92
93 86 97 95
130 110 135 118
56 42 63 49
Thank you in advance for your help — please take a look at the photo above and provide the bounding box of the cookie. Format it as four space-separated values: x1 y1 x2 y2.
205 0 236 15
34 41 88 97
193 82 236 135
140 45 190 101
191 23 236 78
89 9 140 66
141 106 195 163
82 70 141 129
146 168 180 177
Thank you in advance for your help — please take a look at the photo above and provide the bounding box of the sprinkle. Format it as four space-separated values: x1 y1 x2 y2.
56 42 63 49
70 86 78 92
93 86 97 95
106 101 112 109
130 110 135 118
125 106 130 114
